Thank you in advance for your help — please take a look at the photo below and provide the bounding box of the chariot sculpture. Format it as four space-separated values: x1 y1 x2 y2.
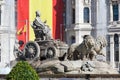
21 11 68 61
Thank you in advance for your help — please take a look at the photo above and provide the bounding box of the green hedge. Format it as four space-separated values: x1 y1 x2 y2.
6 61 39 80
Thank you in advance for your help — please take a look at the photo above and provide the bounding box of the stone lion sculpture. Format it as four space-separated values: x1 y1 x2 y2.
94 36 107 55
67 35 95 60
87 36 107 60
67 35 107 60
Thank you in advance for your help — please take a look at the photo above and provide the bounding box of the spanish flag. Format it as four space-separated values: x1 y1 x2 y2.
17 0 29 45
17 0 64 47
17 25 27 35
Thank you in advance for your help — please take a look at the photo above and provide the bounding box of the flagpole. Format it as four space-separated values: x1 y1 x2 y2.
25 19 28 42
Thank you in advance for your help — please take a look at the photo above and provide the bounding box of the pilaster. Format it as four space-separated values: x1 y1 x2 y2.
110 34 114 68
118 35 120 63
110 2 113 22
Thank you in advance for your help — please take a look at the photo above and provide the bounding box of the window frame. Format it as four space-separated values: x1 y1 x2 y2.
84 7 90 23
112 4 119 21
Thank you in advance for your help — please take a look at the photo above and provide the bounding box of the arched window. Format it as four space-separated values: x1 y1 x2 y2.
84 7 89 23
112 2 119 21
71 36 75 44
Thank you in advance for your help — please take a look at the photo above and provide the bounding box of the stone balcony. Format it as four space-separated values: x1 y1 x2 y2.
65 23 93 31
109 21 120 26
108 21 120 32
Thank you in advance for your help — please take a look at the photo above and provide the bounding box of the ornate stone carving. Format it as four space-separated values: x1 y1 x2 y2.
67 35 107 60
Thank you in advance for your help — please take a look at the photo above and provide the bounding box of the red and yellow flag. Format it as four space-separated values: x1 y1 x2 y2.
17 0 64 47
17 0 29 46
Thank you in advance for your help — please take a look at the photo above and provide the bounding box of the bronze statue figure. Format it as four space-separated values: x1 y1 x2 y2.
31 11 52 40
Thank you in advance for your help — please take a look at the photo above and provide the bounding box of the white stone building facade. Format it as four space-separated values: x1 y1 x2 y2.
65 0 120 67
0 0 16 73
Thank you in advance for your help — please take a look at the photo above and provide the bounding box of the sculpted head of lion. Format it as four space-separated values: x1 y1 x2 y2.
96 36 107 48
83 35 95 49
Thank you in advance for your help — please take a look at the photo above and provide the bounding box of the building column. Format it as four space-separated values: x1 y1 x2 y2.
65 0 72 44
110 34 114 68
119 35 120 63
66 0 72 25
110 3 113 22
75 29 83 44
75 0 84 44
75 0 84 24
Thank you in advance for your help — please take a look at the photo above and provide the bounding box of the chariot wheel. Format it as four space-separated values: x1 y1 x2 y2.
45 46 57 59
23 41 40 60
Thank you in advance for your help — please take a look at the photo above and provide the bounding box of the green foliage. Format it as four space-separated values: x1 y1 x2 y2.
6 61 39 80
